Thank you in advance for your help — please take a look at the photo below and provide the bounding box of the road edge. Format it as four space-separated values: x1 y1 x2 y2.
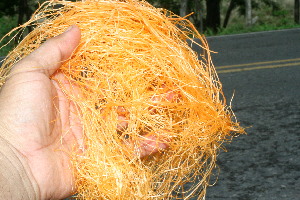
206 27 300 39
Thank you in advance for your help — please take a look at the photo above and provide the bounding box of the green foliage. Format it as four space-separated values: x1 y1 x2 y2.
230 0 279 16
147 0 180 14
0 0 299 55
205 21 300 37
0 0 19 17
0 15 17 56
204 0 298 36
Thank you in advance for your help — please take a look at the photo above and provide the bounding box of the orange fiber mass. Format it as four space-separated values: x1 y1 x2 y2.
0 0 243 199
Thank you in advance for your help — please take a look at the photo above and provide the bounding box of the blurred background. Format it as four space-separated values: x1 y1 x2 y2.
1 0 300 56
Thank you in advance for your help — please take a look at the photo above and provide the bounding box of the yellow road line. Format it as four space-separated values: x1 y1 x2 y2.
218 61 300 74
216 58 300 70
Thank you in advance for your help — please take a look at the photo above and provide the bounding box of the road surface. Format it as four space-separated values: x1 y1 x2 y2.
200 29 300 200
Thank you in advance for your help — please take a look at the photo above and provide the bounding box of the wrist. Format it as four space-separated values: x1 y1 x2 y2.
0 137 40 200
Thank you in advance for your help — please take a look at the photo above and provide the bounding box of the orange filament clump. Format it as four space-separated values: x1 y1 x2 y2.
0 0 244 199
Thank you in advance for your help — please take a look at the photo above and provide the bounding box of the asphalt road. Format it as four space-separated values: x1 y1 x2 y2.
1 29 299 200
199 29 300 200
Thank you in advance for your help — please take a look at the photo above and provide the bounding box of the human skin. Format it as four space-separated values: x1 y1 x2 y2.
0 25 168 200
0 25 82 200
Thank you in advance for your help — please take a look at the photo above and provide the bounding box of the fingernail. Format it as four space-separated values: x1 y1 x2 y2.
64 25 74 33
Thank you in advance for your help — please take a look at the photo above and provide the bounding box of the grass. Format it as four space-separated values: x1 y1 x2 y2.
205 23 300 37
205 2 300 36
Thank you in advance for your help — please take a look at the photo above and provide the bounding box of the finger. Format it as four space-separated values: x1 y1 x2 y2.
116 106 129 132
149 85 180 113
117 115 129 132
137 135 169 158
11 25 81 76
165 90 180 102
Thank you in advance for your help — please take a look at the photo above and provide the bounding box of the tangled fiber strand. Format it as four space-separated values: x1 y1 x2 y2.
0 0 244 199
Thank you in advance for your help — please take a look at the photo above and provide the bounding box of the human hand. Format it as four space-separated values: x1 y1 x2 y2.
0 25 170 200
0 25 82 199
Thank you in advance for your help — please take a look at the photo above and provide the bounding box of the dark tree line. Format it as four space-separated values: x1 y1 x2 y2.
1 0 300 34
149 0 299 33
0 0 35 28
295 0 300 24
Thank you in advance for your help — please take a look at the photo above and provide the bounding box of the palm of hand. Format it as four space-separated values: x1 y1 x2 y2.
0 68 80 199
0 27 82 199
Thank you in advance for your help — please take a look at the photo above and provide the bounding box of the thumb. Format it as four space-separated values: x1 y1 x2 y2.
11 25 81 76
